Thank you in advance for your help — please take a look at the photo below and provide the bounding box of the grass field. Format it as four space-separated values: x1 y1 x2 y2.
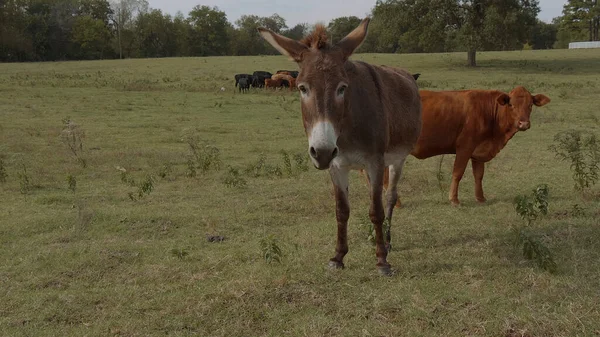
1 49 600 336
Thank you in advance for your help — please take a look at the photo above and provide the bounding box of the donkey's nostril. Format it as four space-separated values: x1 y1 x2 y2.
309 146 317 158
331 147 339 159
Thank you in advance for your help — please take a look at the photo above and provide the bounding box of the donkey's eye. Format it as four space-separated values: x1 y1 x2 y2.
298 85 308 94
337 85 347 96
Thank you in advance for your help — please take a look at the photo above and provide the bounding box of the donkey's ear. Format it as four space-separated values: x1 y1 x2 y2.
258 27 308 62
336 18 370 61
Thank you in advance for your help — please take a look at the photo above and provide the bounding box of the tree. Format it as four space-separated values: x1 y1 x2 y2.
561 0 599 41
283 23 307 41
328 16 362 43
71 15 112 58
529 20 558 49
187 5 230 56
109 0 148 58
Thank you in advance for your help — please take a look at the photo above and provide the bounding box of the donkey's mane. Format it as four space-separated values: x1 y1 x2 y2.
301 24 330 50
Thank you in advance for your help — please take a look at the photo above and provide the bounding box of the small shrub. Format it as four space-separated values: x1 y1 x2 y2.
549 130 600 192
513 184 556 273
223 166 247 188
0 157 7 183
66 174 77 193
260 235 283 264
60 118 87 168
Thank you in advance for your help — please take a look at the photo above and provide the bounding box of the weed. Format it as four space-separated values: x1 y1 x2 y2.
158 164 172 179
513 184 556 273
260 235 283 264
436 155 446 199
244 154 282 178
60 118 87 168
0 157 7 183
280 150 293 176
293 153 309 172
136 175 155 199
185 134 221 175
550 130 600 193
18 163 31 196
66 174 77 193
223 166 247 188
571 204 586 217
170 248 189 260
116 166 135 186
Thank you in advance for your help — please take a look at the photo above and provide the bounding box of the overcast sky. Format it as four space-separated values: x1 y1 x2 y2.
146 0 567 27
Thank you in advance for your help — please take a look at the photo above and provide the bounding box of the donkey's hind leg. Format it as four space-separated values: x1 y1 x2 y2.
385 156 407 250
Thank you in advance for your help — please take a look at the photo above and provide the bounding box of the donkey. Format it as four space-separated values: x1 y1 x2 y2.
258 18 422 275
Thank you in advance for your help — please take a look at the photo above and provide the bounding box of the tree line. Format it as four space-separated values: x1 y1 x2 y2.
0 0 598 64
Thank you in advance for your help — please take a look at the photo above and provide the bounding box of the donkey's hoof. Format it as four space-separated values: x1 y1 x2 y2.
328 260 344 270
377 264 393 276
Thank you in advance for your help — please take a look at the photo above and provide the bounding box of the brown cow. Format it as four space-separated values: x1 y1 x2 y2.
259 19 421 274
371 86 550 206
272 73 296 90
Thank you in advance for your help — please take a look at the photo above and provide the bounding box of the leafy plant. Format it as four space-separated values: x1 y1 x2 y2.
137 175 155 198
512 184 556 273
223 166 247 188
158 164 172 179
549 130 600 192
260 235 283 264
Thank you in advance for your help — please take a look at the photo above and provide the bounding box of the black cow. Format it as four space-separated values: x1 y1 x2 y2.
238 78 250 93
234 74 252 87
251 71 272 88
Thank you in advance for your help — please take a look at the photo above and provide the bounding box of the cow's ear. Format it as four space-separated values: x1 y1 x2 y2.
496 93 510 106
336 18 370 61
533 94 551 107
258 27 308 62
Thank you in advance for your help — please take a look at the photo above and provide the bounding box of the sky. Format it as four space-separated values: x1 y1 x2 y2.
147 0 568 27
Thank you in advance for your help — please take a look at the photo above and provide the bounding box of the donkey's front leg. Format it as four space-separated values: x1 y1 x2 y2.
367 160 391 275
328 166 350 269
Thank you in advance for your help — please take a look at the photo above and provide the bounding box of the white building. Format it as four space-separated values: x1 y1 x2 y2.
569 41 600 49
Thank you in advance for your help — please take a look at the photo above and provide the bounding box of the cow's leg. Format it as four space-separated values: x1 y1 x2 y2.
449 149 473 206
472 160 486 203
366 159 391 275
328 166 350 269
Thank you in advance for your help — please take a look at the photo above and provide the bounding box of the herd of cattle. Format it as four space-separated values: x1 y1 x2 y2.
234 70 299 92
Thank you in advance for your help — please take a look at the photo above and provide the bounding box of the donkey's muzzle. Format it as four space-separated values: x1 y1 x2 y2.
309 146 339 170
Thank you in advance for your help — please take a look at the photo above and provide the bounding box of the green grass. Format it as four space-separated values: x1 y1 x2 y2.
1 49 599 336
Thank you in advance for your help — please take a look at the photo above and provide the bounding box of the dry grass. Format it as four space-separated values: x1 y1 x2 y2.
1 49 599 336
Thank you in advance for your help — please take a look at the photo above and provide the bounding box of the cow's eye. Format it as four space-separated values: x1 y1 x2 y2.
298 85 308 94
337 85 347 96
